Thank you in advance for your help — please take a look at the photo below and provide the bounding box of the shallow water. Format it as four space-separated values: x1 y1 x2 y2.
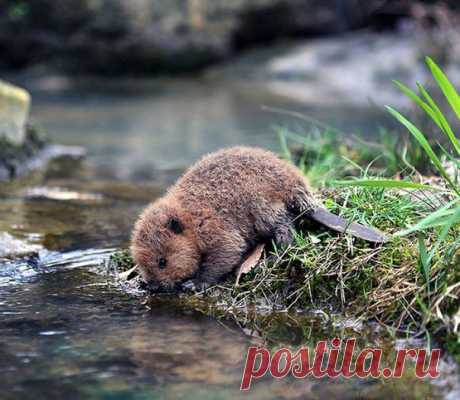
0 75 451 398
18 75 393 179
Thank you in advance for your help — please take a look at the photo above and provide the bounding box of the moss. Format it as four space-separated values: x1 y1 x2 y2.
107 249 135 273
446 333 460 365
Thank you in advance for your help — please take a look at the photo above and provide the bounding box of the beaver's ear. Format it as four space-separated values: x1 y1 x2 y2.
167 217 183 234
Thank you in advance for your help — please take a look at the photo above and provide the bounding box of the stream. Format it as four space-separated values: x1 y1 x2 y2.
0 75 453 399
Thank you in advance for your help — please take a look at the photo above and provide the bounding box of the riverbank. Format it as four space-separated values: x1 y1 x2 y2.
104 55 460 364
106 131 459 365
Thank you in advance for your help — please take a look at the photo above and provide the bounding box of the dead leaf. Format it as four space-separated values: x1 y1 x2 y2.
235 243 265 286
118 265 139 281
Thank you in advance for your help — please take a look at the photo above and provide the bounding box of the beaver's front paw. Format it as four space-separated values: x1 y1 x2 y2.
181 279 210 292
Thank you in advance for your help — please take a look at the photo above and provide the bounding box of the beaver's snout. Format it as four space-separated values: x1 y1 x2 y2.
146 281 161 292
140 279 181 294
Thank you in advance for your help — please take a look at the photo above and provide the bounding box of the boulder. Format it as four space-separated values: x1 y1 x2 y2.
0 80 86 181
0 81 30 145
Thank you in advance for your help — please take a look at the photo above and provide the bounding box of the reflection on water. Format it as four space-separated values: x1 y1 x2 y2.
0 76 447 399
0 166 164 252
0 268 441 400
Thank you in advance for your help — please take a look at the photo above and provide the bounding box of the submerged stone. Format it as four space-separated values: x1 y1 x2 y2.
0 81 30 146
0 232 41 259
0 125 86 181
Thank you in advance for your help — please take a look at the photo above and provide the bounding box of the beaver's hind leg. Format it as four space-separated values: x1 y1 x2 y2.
272 213 296 248
252 201 297 248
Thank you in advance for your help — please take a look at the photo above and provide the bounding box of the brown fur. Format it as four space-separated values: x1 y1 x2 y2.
131 146 318 291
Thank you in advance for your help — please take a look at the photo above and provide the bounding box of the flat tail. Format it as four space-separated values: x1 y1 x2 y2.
310 208 387 243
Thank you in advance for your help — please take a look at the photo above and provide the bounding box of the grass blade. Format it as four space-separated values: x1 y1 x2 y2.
428 204 460 261
278 130 292 162
426 57 460 120
396 200 459 236
417 83 460 156
386 106 459 194
418 235 431 296
394 80 441 128
333 179 438 190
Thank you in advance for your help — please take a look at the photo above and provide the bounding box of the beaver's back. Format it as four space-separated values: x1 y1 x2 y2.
171 147 315 228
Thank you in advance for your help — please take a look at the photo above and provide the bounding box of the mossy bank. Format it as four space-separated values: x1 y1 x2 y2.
106 160 459 363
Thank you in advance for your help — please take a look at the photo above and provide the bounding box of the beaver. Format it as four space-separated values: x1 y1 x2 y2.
131 146 385 292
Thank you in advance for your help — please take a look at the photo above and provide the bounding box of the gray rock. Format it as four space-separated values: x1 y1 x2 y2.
0 122 86 181
0 232 41 259
1 144 86 182
263 32 422 107
0 81 30 145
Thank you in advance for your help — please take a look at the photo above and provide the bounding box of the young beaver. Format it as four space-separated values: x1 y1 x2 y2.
131 146 386 292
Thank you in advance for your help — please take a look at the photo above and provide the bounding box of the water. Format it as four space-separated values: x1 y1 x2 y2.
23 75 391 180
0 75 448 399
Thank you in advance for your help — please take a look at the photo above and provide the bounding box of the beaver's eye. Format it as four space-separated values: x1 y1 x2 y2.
158 258 167 269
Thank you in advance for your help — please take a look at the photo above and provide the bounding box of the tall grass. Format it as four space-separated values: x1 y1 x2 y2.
340 58 460 248
336 58 460 332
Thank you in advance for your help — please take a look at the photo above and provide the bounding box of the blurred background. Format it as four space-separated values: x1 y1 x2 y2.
1 3 460 399
2 0 460 181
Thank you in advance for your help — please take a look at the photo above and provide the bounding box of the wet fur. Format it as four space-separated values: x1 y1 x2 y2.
131 146 379 290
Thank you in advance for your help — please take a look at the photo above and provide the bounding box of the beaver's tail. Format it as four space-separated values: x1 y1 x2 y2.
310 208 387 243
290 185 387 244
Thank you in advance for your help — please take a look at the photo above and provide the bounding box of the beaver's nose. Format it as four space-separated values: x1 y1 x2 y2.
139 280 160 292
148 281 161 292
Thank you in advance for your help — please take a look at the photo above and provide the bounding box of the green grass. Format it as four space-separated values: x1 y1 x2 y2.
204 185 458 326
328 58 460 338
107 181 459 355
278 125 437 187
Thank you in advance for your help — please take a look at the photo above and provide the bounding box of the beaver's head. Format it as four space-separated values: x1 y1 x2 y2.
130 198 200 292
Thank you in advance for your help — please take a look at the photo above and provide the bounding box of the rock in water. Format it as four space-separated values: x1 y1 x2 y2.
0 81 86 181
0 81 31 146
0 232 41 259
